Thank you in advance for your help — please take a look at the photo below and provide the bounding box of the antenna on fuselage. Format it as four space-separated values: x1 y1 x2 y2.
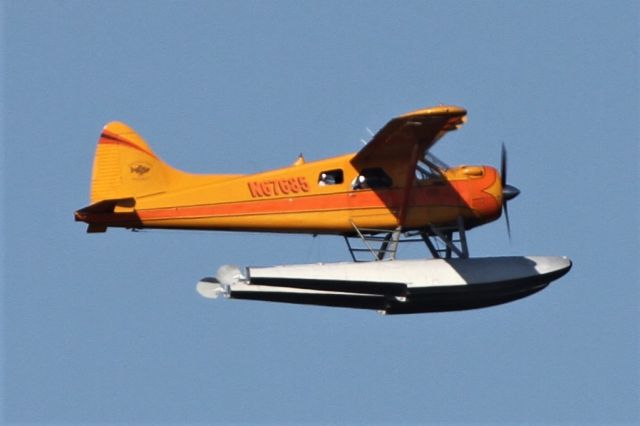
293 153 305 166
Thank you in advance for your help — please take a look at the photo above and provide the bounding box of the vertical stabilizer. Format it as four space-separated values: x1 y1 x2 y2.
90 122 176 203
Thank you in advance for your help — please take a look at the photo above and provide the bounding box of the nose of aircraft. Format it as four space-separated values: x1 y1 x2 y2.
503 184 520 202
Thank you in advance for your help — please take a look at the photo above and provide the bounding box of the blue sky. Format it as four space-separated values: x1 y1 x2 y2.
2 1 638 424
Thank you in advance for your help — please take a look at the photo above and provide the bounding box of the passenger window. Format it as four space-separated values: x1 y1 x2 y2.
318 169 344 186
352 168 392 189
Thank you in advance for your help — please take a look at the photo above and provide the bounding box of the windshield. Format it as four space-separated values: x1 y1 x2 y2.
416 152 449 181
424 152 449 171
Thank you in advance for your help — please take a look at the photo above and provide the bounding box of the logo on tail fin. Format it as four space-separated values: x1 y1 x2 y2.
130 162 151 178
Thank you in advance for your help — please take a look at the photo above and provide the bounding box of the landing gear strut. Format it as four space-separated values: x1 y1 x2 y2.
344 216 469 262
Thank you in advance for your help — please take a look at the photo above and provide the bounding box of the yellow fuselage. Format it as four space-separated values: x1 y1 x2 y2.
77 150 503 234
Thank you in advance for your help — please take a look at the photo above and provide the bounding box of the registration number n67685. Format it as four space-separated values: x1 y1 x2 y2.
247 176 310 198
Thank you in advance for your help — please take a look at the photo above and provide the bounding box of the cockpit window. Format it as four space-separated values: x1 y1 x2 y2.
318 169 344 186
416 153 448 181
352 167 392 189
425 153 449 170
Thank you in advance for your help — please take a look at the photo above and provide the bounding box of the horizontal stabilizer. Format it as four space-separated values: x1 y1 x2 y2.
76 197 136 214
75 198 136 233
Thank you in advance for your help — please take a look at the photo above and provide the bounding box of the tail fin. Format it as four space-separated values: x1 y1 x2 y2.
90 122 179 203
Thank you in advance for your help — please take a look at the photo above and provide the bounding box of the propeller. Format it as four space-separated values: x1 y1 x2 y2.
500 143 520 239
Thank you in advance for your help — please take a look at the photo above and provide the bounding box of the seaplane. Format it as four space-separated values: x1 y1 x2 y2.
75 105 571 314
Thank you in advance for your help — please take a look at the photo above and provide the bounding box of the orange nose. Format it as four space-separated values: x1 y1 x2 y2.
474 166 503 223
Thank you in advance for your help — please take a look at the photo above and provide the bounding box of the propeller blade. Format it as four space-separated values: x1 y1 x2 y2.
500 143 519 240
504 201 512 241
501 143 507 188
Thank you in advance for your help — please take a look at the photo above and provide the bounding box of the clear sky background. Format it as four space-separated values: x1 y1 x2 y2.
2 1 638 424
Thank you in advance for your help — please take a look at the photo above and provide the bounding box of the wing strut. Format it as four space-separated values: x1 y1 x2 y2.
345 224 404 262
345 216 470 261
397 139 421 227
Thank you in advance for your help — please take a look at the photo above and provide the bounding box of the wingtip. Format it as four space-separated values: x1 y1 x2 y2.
400 105 467 118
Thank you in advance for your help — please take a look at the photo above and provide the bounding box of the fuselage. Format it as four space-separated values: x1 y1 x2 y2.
76 151 504 234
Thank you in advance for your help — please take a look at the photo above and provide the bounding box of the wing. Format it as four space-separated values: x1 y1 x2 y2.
352 105 467 166
351 105 467 226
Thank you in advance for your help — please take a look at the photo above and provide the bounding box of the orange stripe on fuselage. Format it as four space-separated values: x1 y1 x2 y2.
138 191 381 220
135 186 468 222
